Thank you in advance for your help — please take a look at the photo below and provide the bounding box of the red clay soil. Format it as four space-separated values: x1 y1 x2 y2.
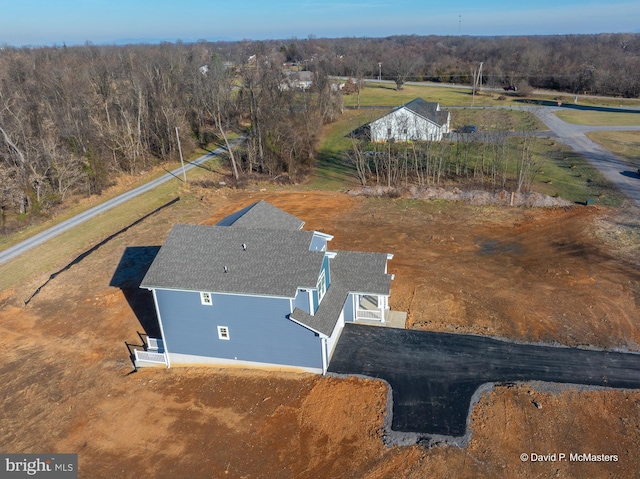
1 190 639 478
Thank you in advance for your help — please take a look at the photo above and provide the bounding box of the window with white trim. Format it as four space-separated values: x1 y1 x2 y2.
200 292 213 306
317 269 327 303
217 326 230 340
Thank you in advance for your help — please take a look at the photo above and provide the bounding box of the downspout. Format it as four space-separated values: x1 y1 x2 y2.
308 289 314 315
321 337 328 375
151 289 171 368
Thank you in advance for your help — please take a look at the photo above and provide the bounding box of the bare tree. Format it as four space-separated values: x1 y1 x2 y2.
382 46 423 90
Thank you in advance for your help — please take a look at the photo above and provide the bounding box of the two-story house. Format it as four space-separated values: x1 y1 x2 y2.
136 201 393 374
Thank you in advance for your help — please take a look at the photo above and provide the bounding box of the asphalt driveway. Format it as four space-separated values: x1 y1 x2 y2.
328 324 640 438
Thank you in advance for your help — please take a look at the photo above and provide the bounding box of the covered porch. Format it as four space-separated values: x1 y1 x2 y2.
350 293 407 328
354 293 390 322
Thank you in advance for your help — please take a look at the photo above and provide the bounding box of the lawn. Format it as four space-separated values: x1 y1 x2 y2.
450 108 546 131
343 82 522 108
311 105 625 206
533 93 640 109
586 131 640 166
531 141 625 206
323 84 635 205
308 109 386 190
554 110 640 126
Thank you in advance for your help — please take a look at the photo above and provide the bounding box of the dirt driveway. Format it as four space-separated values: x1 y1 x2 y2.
1 190 639 478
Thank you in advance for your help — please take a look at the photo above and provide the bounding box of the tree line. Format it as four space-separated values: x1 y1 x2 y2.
1 33 638 230
317 34 640 96
0 41 341 231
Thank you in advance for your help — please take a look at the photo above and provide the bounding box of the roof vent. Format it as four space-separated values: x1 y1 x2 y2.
242 243 247 251
223 266 228 273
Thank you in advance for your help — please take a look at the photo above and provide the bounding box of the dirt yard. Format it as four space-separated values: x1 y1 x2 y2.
1 189 639 478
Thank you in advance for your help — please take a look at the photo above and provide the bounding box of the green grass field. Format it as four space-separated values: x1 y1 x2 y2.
531 142 626 206
450 108 546 131
308 109 386 190
555 110 640 126
586 131 640 166
314 82 631 205
343 82 522 108
533 93 640 109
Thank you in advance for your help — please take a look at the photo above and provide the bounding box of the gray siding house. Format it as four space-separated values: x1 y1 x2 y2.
137 200 393 374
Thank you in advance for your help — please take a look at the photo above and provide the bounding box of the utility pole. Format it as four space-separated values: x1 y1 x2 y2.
175 126 187 183
378 62 382 83
459 15 461 36
471 61 483 106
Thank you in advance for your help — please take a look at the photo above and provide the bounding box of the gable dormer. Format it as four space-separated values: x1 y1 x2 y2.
310 231 333 252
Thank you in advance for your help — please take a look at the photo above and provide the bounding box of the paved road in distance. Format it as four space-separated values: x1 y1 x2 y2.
0 141 240 266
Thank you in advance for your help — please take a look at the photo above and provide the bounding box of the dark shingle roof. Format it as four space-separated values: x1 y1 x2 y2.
290 283 349 336
330 251 392 296
290 250 392 336
141 201 393 337
216 200 304 230
376 97 448 127
403 98 449 127
140 224 323 297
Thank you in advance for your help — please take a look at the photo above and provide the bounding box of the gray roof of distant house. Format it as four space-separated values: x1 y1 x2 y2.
140 224 323 297
374 97 449 127
216 200 305 231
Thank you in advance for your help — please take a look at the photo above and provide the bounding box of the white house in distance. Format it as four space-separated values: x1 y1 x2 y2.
367 98 451 142
280 70 314 90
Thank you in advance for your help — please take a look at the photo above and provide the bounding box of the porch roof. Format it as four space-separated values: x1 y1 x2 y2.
291 284 349 337
290 250 392 336
330 250 392 295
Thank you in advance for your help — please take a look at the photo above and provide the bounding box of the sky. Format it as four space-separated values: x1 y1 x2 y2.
0 0 638 47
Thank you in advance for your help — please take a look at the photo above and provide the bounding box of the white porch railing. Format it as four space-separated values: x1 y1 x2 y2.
356 308 384 321
134 349 167 365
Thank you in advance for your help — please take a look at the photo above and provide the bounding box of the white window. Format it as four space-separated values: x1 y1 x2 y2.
200 292 213 306
317 269 327 303
217 326 230 340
